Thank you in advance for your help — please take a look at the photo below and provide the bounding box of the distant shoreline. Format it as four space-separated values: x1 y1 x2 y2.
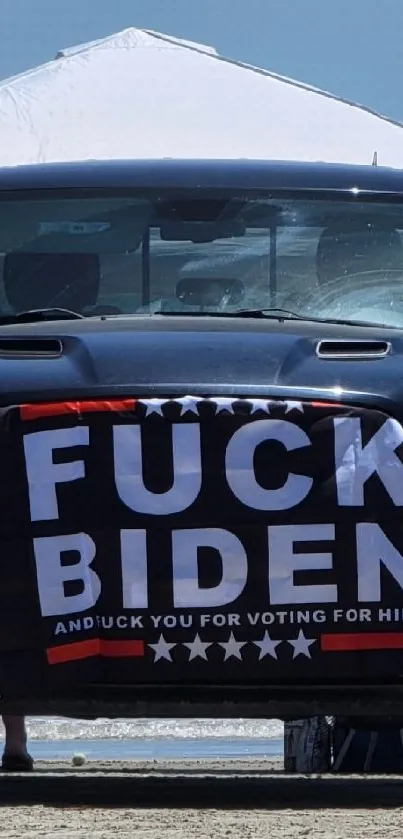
24 735 284 762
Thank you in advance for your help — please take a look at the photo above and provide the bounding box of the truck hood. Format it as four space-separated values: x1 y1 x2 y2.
0 314 401 412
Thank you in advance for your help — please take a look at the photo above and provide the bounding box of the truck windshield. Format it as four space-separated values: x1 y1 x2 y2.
1 188 403 327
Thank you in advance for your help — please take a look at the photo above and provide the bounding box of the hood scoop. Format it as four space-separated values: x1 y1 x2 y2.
316 339 391 360
0 337 63 358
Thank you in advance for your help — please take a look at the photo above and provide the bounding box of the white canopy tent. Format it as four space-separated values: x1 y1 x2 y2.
0 27 402 168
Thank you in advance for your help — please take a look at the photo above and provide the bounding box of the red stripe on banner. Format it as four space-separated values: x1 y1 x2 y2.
20 399 136 421
321 632 403 652
310 401 343 409
46 639 144 664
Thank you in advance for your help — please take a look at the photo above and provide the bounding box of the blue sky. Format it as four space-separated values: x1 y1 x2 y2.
2 0 403 122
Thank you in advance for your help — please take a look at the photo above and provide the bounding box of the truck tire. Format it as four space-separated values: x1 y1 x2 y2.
284 717 331 773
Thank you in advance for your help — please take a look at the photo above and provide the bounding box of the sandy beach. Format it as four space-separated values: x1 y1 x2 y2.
1 758 403 838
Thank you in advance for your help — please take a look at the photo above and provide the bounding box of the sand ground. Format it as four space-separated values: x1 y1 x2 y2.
1 758 403 838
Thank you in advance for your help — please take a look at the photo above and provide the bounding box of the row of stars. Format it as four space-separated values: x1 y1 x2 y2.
148 630 316 662
138 397 305 417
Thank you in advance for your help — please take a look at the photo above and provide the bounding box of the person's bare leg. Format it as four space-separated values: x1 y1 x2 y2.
2 715 29 758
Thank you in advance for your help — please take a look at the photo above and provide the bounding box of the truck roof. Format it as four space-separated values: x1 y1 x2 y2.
1 158 403 194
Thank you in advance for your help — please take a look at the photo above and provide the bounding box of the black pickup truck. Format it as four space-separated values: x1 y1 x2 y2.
0 158 403 725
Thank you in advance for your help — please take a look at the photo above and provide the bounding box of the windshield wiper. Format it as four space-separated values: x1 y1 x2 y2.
156 307 303 319
224 307 315 320
227 308 391 327
0 307 85 325
155 307 312 320
155 308 392 328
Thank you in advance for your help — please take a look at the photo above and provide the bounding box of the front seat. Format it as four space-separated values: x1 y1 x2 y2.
3 252 101 314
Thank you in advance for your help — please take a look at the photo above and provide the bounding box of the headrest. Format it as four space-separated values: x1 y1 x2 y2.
3 253 100 313
176 276 245 307
317 221 403 285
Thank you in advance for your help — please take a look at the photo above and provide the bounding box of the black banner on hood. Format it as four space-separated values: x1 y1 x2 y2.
1 394 403 697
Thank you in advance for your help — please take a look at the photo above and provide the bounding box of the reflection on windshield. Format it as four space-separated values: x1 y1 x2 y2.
291 269 403 328
0 191 403 327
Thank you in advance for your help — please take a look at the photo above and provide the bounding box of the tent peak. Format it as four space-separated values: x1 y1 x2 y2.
0 27 219 92
1 25 403 170
50 25 403 134
54 27 219 60
1 25 402 135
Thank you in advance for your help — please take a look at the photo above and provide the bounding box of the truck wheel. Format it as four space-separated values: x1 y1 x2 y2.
284 717 331 773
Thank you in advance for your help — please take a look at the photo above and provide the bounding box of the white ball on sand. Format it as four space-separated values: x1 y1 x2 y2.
72 752 86 767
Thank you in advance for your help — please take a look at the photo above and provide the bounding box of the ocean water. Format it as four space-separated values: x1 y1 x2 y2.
1 718 284 761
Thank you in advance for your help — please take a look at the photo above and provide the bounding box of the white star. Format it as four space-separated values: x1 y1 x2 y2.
143 398 167 416
183 633 212 661
284 401 304 414
174 396 201 416
253 631 281 660
287 630 316 659
148 634 176 662
208 397 236 414
247 399 271 414
218 631 247 661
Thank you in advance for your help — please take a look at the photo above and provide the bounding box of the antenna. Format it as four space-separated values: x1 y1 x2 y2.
372 151 378 167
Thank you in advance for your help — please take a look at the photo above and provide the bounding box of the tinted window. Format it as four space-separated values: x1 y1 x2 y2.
0 190 402 326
